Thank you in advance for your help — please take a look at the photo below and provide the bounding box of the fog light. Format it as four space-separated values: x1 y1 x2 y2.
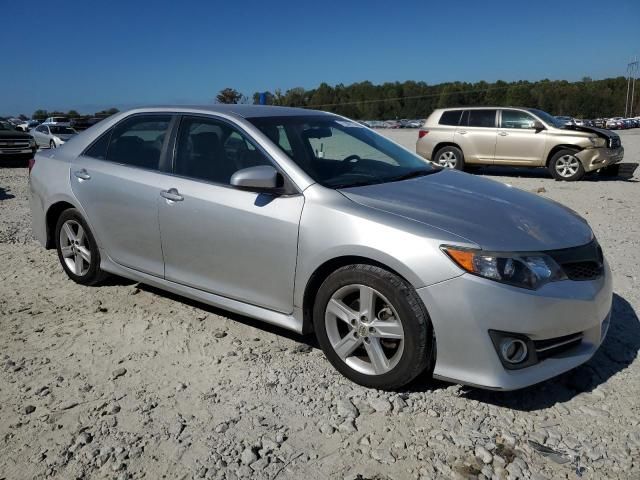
500 338 528 364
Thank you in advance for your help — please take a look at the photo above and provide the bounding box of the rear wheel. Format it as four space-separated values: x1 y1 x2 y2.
55 209 106 285
313 264 434 390
434 146 465 170
548 149 585 181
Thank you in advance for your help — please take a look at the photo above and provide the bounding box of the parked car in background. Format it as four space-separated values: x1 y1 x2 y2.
29 105 612 391
32 124 78 148
0 118 37 164
384 120 401 128
555 116 575 126
594 119 606 128
416 107 623 181
42 116 71 127
606 118 623 129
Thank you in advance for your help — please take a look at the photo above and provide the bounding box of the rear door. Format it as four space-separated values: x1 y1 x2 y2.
70 114 176 277
158 115 304 313
454 109 498 164
494 109 547 165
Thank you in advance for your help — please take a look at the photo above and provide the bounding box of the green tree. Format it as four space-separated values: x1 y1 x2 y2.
216 88 243 104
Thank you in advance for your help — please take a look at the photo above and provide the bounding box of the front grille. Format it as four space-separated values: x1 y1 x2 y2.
0 140 31 148
534 332 583 360
546 240 604 281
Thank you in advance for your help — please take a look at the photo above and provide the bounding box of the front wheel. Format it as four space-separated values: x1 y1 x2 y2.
313 264 434 390
55 209 106 285
549 149 585 181
49 140 56 149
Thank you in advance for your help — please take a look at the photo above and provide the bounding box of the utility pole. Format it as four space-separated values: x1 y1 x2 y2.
625 57 639 117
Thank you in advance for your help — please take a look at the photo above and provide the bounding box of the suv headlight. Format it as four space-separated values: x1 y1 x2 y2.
442 246 566 290
588 136 606 148
29 137 36 147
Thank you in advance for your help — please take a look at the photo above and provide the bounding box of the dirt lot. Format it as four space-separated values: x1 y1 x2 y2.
1 130 639 480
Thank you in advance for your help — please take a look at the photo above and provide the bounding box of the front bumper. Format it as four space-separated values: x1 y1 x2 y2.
577 146 624 172
417 259 612 390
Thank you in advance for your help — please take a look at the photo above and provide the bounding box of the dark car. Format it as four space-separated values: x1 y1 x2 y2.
0 119 37 165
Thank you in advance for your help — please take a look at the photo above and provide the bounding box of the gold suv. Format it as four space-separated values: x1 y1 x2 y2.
416 107 624 181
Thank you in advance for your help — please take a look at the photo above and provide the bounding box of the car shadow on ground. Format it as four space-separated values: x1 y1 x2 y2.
0 186 16 201
137 283 318 348
459 293 639 411
470 163 639 182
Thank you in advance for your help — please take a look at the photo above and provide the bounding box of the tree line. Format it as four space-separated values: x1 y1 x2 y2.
226 76 636 119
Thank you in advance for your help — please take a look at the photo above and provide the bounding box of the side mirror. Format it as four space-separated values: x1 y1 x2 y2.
533 121 545 131
230 165 280 191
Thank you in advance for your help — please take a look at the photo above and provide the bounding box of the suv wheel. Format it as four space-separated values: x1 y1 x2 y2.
549 149 585 181
434 146 465 170
313 264 434 390
55 209 106 285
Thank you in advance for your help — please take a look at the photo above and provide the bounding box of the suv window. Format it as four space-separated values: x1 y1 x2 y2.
501 110 536 129
175 116 272 185
464 110 497 128
106 115 171 170
439 110 462 126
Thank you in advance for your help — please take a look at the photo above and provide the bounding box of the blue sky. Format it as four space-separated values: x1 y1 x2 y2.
2 0 638 115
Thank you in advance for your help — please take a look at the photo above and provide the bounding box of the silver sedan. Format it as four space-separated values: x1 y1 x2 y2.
28 105 612 390
32 124 78 149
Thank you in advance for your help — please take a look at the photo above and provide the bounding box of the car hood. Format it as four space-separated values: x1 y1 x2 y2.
563 124 620 142
0 129 32 140
56 133 76 141
340 170 593 251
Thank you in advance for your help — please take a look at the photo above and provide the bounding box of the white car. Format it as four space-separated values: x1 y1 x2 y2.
32 124 78 149
42 116 71 127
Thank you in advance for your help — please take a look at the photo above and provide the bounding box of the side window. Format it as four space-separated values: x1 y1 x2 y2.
83 129 112 159
106 115 171 170
466 110 497 128
175 116 272 185
501 110 536 129
439 110 462 126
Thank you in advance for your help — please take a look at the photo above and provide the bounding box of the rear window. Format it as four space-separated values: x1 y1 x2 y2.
439 110 462 126
53 117 69 122
463 110 497 128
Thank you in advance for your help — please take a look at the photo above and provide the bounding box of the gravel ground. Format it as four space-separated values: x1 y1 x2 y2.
0 129 639 480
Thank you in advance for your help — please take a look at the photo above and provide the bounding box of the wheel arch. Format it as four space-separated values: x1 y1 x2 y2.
301 255 417 334
431 142 461 159
546 144 583 167
45 200 77 248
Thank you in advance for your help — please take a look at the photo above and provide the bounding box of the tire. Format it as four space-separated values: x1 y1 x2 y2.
433 145 465 170
49 140 56 149
548 149 585 181
313 264 434 390
55 208 106 285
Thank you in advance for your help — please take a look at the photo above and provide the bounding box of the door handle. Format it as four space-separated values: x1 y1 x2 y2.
74 169 91 180
160 188 184 202
458 130 467 135
498 131 508 136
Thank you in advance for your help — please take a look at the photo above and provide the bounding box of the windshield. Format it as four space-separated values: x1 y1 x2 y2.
50 126 76 135
527 109 567 128
247 115 438 188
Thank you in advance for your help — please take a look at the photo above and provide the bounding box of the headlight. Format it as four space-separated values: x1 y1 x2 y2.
29 137 36 147
588 136 606 148
442 246 566 290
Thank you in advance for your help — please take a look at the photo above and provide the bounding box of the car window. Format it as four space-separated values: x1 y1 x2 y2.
174 116 272 185
464 110 497 128
306 125 398 165
83 129 112 159
501 110 536 129
439 110 462 126
106 115 171 170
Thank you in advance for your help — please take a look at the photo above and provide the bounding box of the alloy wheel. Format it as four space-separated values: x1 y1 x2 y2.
438 151 457 168
59 220 91 276
555 154 580 178
325 284 404 375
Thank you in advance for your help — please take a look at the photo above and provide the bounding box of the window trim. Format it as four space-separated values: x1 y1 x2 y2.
80 112 177 173
166 113 301 196
462 109 498 129
499 109 537 130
